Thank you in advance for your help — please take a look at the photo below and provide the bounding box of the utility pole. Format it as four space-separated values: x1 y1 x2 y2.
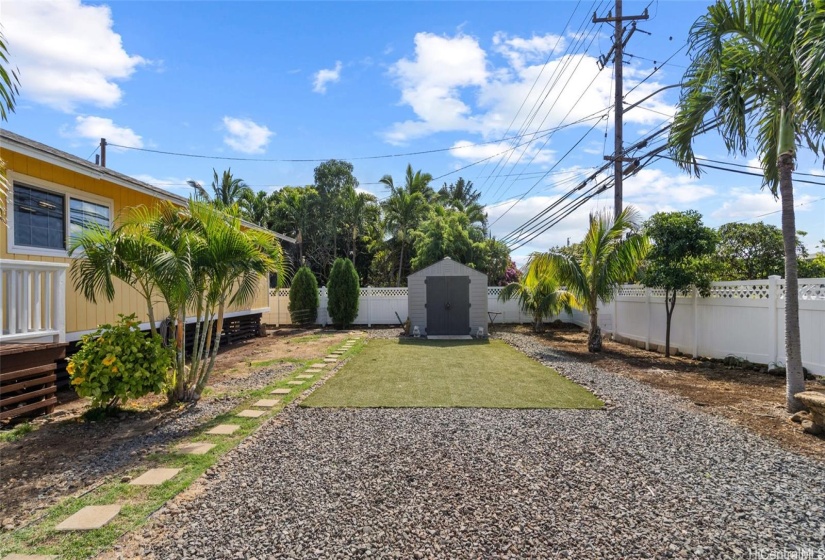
100 137 107 168
594 0 648 218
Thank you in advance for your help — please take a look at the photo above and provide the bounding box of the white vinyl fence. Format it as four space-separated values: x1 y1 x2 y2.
604 276 825 376
262 277 825 375
263 286 537 328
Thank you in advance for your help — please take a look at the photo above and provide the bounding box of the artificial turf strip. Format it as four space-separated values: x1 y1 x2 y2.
301 339 603 409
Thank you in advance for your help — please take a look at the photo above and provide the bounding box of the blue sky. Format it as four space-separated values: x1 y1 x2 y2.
4 0 824 264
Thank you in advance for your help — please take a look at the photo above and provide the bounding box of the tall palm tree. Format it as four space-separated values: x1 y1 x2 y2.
187 168 253 209
499 261 578 332
382 187 425 286
241 190 276 227
380 164 435 201
668 0 825 412
340 186 377 266
532 207 650 352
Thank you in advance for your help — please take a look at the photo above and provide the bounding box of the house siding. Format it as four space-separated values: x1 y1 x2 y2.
1 147 270 339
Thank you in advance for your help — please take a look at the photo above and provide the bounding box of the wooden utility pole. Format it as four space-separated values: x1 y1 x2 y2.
100 137 107 167
594 0 648 218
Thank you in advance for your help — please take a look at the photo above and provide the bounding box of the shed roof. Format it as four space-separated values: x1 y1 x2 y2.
407 257 488 278
1 129 295 243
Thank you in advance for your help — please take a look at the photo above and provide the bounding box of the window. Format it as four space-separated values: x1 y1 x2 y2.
10 180 112 256
13 184 66 250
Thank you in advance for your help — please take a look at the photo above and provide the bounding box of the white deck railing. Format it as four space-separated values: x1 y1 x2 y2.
1 260 67 343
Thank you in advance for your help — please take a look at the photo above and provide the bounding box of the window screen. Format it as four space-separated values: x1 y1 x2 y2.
13 184 66 250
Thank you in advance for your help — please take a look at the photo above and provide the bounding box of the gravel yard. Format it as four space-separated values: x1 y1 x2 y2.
132 332 825 559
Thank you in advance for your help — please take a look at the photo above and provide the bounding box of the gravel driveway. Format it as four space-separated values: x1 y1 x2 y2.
137 333 825 559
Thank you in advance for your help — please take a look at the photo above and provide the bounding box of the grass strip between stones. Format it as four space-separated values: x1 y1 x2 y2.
0 337 365 560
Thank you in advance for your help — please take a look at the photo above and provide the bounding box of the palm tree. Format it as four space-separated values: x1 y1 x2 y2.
438 177 487 228
532 207 650 352
498 261 578 332
0 28 21 223
382 187 425 286
380 164 435 201
71 200 286 403
340 186 377 266
187 168 253 209
668 0 825 412
241 190 276 227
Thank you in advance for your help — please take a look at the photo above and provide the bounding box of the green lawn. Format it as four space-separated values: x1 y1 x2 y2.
302 339 603 409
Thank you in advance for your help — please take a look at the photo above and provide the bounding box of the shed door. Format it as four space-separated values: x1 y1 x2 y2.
426 276 470 335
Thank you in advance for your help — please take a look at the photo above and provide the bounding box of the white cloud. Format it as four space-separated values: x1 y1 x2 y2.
312 61 343 94
65 115 143 148
132 174 202 196
384 31 672 145
2 0 146 112
808 167 825 177
449 139 554 165
710 188 820 221
222 117 273 154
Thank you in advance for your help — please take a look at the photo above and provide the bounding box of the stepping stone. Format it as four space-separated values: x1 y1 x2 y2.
323 358 338 363
253 399 279 408
287 380 304 386
313 363 329 368
305 368 322 373
270 388 291 395
325 355 339 359
55 505 121 531
130 468 182 486
176 442 216 455
2 555 58 560
296 374 314 379
237 409 265 418
207 424 240 435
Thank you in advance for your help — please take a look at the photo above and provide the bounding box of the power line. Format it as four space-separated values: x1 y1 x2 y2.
732 196 825 223
653 155 825 187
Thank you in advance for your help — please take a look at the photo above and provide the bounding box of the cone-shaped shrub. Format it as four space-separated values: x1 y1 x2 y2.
327 258 360 328
288 266 319 325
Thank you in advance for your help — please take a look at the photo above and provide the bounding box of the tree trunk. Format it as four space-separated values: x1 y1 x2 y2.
664 288 676 358
779 152 805 412
397 241 405 287
587 309 602 352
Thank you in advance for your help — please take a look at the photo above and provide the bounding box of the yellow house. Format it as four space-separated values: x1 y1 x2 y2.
0 129 292 346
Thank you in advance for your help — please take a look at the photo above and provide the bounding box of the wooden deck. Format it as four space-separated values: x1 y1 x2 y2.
1 342 67 421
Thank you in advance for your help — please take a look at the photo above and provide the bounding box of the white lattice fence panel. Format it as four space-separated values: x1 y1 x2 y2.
709 281 771 299
618 285 646 297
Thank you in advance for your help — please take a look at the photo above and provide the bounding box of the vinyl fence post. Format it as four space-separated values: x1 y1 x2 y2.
367 286 373 328
645 287 651 351
692 286 699 358
767 275 780 368
613 287 619 338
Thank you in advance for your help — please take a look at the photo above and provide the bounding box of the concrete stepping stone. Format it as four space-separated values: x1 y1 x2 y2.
270 388 291 395
237 409 265 418
130 468 182 486
253 399 279 408
296 374 314 379
287 380 304 386
305 368 322 373
2 555 58 560
55 505 121 531
325 355 339 359
323 358 338 363
313 363 329 368
207 424 240 435
176 442 217 455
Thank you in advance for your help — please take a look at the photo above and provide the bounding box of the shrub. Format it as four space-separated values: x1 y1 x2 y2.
288 266 319 325
327 258 360 328
68 314 173 410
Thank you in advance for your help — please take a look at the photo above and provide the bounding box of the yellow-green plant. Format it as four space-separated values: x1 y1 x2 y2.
68 314 173 410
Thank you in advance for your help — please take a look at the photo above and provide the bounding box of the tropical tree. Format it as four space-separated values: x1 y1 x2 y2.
241 190 276 228
380 164 436 202
187 168 253 209
70 200 286 403
499 260 577 332
668 0 825 411
0 27 21 223
642 211 717 357
382 186 426 286
532 207 650 352
438 177 487 228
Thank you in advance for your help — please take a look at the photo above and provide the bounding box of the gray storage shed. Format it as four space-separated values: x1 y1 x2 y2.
407 257 488 337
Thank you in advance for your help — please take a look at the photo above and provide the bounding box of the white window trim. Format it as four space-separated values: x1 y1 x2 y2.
7 171 115 259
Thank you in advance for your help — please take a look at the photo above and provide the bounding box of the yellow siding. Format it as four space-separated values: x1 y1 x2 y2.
1 148 270 338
